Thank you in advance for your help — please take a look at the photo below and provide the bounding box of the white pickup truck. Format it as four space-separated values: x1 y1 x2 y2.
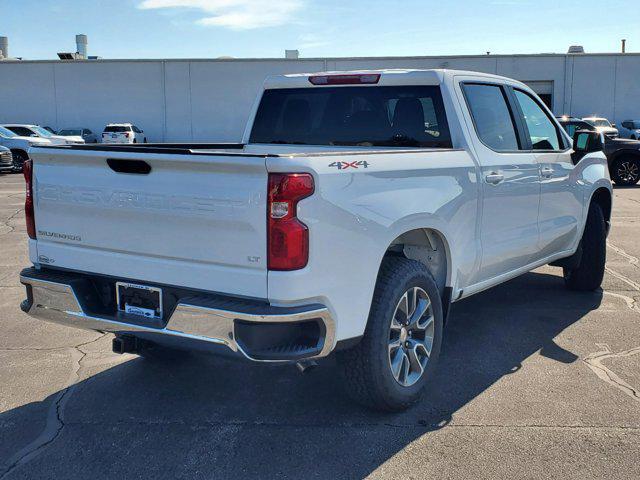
20 69 612 411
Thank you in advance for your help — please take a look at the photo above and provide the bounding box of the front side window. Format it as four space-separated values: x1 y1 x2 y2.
514 90 560 150
31 126 53 137
250 86 452 148
60 129 81 136
463 84 519 152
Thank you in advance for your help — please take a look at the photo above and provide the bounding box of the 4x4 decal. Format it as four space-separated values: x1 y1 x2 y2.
328 160 370 170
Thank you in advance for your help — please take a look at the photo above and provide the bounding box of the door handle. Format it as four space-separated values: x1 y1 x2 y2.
541 167 554 178
485 172 504 185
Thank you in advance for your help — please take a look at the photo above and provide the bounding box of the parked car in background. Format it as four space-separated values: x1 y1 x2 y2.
58 128 98 143
582 116 619 138
619 120 640 140
558 116 640 185
1 124 84 145
22 69 612 411
0 125 51 172
101 123 146 144
0 146 13 174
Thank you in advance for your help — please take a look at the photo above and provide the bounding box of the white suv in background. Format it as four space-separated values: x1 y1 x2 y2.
582 117 619 138
619 120 640 140
102 123 147 144
1 124 83 145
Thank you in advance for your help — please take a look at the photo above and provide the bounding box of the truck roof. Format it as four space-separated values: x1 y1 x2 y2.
263 68 529 90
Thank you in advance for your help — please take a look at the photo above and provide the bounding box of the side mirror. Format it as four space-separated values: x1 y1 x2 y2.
572 129 604 164
612 123 617 129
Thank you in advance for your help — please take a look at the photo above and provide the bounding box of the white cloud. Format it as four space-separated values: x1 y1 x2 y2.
139 0 304 30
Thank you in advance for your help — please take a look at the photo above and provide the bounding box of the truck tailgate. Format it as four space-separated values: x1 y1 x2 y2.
29 149 268 298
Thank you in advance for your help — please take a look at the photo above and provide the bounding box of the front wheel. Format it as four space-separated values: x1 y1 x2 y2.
611 158 640 186
338 257 443 411
563 203 606 291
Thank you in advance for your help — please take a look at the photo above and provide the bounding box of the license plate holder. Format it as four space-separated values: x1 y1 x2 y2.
116 282 162 320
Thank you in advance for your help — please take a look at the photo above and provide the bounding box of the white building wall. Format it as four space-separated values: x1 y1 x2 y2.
0 53 638 142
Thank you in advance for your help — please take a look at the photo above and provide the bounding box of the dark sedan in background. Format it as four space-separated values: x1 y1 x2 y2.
558 116 640 186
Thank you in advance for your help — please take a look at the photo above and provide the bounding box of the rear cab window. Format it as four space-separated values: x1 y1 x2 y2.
104 126 131 133
249 86 452 148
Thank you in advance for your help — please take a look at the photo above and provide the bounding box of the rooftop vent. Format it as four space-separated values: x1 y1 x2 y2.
0 36 8 59
57 52 82 60
568 45 585 54
76 34 87 59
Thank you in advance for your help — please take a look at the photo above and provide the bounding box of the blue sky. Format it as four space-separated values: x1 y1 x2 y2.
1 0 639 59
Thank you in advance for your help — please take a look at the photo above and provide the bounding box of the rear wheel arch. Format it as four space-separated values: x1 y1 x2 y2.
589 187 612 226
380 228 452 319
10 148 28 159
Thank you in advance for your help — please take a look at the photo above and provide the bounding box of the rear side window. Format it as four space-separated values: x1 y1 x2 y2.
462 84 519 152
104 126 131 133
249 86 451 148
7 126 34 137
513 90 561 150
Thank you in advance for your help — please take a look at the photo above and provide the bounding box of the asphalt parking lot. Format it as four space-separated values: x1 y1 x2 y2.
0 172 639 479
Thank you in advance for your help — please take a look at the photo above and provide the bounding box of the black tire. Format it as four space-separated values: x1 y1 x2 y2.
11 150 28 173
143 138 147 143
563 203 606 291
133 139 137 144
611 157 640 186
338 257 444 412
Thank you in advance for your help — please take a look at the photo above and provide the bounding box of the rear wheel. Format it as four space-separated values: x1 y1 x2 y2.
563 202 606 291
338 257 443 411
611 157 640 186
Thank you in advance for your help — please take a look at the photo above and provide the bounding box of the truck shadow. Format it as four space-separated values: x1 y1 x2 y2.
1 271 602 479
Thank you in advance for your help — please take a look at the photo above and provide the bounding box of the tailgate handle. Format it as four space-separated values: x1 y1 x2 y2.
107 159 151 175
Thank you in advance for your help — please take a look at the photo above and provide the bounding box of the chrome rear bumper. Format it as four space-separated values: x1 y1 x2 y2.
20 269 335 362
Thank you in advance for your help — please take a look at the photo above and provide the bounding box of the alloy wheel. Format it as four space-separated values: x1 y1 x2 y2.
617 161 639 183
388 286 435 387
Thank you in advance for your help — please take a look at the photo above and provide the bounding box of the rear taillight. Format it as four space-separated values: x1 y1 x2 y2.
267 173 314 271
123 132 130 138
23 159 36 239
